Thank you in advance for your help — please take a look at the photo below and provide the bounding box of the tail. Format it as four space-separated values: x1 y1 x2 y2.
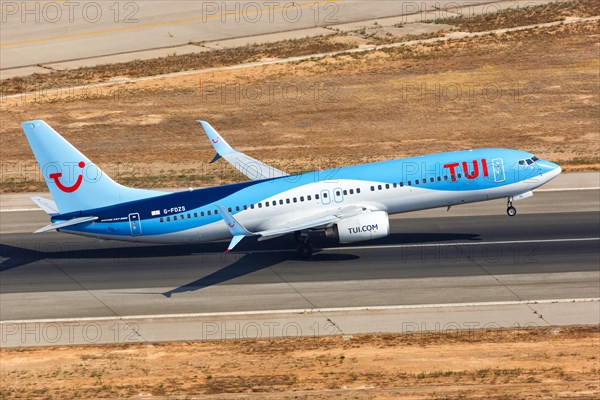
22 120 165 214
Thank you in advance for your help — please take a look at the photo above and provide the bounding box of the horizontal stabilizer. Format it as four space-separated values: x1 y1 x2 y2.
35 216 98 233
31 196 59 215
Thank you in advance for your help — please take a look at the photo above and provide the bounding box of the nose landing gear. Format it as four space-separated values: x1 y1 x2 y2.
507 196 517 217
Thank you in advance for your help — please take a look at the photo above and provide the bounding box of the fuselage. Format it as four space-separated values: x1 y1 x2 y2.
56 148 561 243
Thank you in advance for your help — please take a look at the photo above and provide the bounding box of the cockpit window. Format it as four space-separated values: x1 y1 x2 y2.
519 160 525 165
526 159 533 165
532 156 539 161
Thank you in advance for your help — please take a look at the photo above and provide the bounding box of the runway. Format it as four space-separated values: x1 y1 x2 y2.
1 185 599 346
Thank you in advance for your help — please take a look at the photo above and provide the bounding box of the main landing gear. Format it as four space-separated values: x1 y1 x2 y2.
506 196 517 217
294 230 313 258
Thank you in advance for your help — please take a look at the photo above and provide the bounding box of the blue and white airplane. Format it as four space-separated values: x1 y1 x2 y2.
22 120 561 257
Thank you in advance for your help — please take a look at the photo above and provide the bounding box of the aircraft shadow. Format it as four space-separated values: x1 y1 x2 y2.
161 251 360 297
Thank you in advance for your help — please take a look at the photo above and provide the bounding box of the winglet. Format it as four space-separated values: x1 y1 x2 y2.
215 205 254 252
197 120 235 157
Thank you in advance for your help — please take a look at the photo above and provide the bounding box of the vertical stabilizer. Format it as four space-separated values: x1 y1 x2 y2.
22 120 165 214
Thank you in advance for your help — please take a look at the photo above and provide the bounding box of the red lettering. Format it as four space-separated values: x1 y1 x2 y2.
481 158 489 177
444 162 459 181
462 160 479 179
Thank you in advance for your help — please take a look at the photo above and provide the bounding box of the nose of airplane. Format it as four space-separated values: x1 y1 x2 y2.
539 160 562 180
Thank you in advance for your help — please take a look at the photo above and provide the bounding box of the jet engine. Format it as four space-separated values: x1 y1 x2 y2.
325 210 390 243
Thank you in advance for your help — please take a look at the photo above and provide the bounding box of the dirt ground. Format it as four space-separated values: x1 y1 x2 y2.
1 19 599 192
1 326 598 399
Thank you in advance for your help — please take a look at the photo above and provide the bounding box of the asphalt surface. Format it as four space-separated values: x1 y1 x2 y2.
1 0 503 69
1 211 598 322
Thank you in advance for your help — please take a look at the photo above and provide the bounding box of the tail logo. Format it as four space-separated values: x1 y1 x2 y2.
212 138 219 144
228 222 235 228
49 161 85 193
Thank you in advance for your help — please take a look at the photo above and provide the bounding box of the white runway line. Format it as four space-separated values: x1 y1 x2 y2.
2 298 598 325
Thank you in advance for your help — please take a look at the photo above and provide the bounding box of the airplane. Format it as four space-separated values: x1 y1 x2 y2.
22 120 561 257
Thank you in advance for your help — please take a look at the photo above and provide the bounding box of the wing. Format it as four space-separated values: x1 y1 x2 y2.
197 120 288 181
217 205 366 251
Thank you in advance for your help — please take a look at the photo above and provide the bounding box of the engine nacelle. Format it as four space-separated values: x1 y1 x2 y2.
326 210 390 243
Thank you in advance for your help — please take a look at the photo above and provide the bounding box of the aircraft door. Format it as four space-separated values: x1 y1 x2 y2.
333 187 344 203
492 158 506 183
128 213 142 236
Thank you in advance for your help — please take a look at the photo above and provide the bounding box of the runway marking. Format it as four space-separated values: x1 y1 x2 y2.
331 237 600 252
536 187 600 192
2 298 598 325
0 0 337 47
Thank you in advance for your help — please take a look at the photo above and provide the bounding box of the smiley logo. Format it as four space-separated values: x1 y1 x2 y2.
49 161 85 193
228 222 235 228
212 138 219 144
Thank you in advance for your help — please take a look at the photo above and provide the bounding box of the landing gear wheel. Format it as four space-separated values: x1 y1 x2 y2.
297 241 313 258
507 206 517 217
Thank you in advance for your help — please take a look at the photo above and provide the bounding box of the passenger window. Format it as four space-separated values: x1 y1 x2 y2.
166 216 171 222
357 188 361 194
444 176 448 181
215 210 218 215
392 183 397 188
160 217 164 223
293 198 297 203
201 212 205 217
265 202 269 207
286 199 290 204
385 184 389 189
315 194 320 199
300 196 304 202
415 180 419 185
378 185 382 190
258 203 262 208
457 174 462 179
408 181 412 186
207 211 211 216
371 186 375 191
400 182 404 187
279 200 283 205
323 193 328 198
451 175 456 181
228 207 232 212
349 189 354 194
251 204 255 209
174 215 178 220
272 201 276 206
243 205 248 210
194 213 198 218
236 206 240 212
307 195 312 201
343 190 347 195
430 178 434 183
437 177 441 182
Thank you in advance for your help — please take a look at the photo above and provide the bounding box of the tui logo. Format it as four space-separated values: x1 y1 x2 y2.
49 161 85 193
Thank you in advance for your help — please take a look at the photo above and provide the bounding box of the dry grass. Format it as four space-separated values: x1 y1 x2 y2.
0 326 598 399
432 0 600 32
0 36 356 95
